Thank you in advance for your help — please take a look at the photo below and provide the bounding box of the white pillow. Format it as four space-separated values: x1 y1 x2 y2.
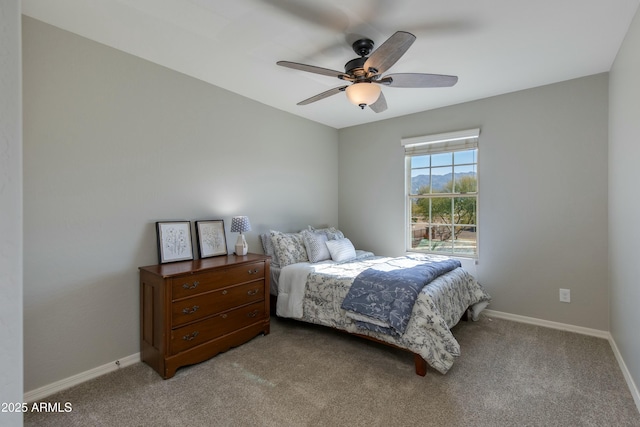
325 238 356 262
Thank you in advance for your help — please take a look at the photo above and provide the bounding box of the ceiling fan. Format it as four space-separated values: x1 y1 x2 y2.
277 31 458 113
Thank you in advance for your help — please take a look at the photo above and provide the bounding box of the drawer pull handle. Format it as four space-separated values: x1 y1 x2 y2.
182 281 199 290
248 269 259 274
221 313 228 319
182 305 199 315
182 331 199 341
247 310 259 318
247 289 259 296
221 290 228 295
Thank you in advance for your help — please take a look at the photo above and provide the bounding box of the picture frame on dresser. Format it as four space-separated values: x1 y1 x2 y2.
156 221 193 264
195 220 227 258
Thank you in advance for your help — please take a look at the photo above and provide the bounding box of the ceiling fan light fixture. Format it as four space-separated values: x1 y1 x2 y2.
345 83 381 109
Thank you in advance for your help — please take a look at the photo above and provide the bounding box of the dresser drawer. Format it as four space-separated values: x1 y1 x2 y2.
170 301 265 354
171 261 265 300
172 281 265 327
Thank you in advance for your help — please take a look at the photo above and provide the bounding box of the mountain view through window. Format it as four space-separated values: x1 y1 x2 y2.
408 148 477 256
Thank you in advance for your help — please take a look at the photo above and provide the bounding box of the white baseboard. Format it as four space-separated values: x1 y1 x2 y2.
483 309 610 338
24 353 140 403
484 309 639 413
608 334 640 413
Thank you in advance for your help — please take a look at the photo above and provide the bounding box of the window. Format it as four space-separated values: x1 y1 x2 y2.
402 129 479 257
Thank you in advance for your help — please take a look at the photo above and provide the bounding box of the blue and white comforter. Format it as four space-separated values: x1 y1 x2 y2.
341 256 462 336
276 253 491 374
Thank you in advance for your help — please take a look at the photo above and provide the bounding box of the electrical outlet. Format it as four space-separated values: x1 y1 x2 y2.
559 288 571 303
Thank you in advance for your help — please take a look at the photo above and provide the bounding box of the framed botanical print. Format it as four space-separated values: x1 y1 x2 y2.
195 220 228 258
156 221 193 263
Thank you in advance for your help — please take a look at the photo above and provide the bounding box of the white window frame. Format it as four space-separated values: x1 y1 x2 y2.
402 128 480 258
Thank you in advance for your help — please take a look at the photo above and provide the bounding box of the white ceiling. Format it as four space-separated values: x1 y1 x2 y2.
22 0 640 129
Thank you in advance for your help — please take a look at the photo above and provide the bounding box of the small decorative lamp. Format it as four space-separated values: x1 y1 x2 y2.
230 216 251 256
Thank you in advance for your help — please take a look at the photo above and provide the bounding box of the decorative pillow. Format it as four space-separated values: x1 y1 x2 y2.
260 233 280 268
325 238 357 262
308 226 345 241
270 230 309 267
301 230 331 263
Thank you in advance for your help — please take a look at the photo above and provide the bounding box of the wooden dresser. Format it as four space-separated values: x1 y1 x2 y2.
139 253 270 378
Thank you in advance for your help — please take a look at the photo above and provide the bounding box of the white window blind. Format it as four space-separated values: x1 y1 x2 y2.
402 128 480 156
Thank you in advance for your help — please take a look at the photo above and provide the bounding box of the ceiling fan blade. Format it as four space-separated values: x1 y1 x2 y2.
382 73 458 88
364 31 416 76
297 86 348 105
369 91 387 113
260 0 349 32
277 61 348 79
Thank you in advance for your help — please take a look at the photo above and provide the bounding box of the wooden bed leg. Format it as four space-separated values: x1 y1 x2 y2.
414 354 427 376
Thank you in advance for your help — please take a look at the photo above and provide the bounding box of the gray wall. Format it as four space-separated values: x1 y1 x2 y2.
338 74 609 331
609 6 640 402
22 17 338 392
0 1 23 425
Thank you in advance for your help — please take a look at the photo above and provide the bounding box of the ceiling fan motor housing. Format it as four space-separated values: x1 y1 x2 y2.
344 57 367 77
345 38 376 79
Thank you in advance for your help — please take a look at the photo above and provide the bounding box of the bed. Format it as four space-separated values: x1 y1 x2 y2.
261 227 491 376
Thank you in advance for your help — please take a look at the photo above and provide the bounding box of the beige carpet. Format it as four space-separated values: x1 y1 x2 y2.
24 316 640 426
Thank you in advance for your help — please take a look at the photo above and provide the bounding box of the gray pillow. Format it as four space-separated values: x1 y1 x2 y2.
260 233 280 268
302 230 331 263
